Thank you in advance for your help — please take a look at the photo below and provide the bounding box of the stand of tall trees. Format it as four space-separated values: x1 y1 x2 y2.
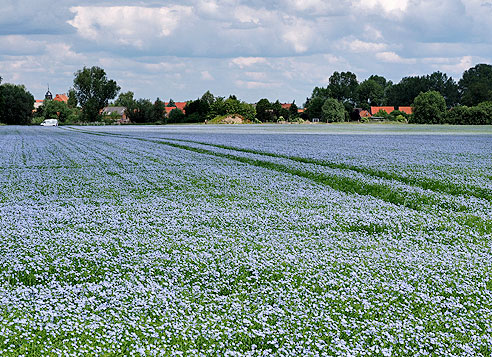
304 63 492 125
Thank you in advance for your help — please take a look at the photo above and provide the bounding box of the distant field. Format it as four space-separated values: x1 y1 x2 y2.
1 125 491 356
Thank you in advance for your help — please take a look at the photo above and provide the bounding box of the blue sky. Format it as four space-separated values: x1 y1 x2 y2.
1 0 491 105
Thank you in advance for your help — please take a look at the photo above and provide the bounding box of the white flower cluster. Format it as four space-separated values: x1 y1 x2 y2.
0 126 491 356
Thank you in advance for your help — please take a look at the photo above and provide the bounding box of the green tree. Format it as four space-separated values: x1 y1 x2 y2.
310 86 330 100
411 91 446 124
327 71 358 103
201 91 215 106
476 101 492 125
127 99 153 123
167 99 176 107
67 88 78 108
271 100 283 119
37 99 72 123
73 66 120 122
321 98 345 123
368 75 389 89
305 96 325 120
426 71 459 107
255 98 272 122
152 97 166 123
208 97 226 119
168 108 185 123
357 79 384 108
386 76 429 106
288 101 299 120
459 64 492 106
114 91 135 108
0 83 34 125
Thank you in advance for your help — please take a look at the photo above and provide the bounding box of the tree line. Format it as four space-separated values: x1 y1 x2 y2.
304 64 492 125
1 63 492 125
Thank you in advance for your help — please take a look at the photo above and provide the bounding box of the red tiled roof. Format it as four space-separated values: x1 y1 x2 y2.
281 103 292 109
53 94 68 103
36 100 44 103
371 106 395 115
175 102 187 110
297 108 305 113
398 106 413 115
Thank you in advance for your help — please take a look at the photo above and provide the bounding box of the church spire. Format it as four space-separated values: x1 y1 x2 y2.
45 84 53 100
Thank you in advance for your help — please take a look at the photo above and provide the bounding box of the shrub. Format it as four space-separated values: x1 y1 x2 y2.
321 98 345 123
411 91 446 124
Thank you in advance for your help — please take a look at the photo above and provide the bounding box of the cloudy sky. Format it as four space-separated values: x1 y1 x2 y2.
1 0 491 105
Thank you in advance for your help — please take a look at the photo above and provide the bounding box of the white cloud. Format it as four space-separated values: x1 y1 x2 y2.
68 6 192 48
281 18 314 53
0 35 45 55
245 72 267 80
357 0 409 13
233 6 261 25
376 51 416 64
230 57 268 68
340 38 387 53
440 56 474 74
235 80 280 89
201 70 214 80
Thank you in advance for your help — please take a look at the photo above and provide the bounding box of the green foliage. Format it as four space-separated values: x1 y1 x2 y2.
153 98 166 123
201 91 215 106
67 88 78 108
73 66 120 122
219 97 256 122
321 98 345 123
305 96 325 120
114 91 135 109
459 64 492 106
168 108 185 123
31 116 45 125
184 98 209 123
288 101 299 121
444 102 492 125
127 99 153 123
444 106 471 125
385 72 459 107
411 91 446 124
327 71 358 104
255 98 273 122
36 99 73 124
357 79 384 107
167 99 176 107
0 83 34 125
373 110 391 119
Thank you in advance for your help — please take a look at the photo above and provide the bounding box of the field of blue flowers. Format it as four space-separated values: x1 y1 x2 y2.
1 125 491 356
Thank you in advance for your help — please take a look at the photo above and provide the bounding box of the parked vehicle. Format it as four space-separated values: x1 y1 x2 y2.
40 119 58 126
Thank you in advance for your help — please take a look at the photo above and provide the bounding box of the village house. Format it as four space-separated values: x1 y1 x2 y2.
102 106 130 124
164 102 187 116
370 106 414 115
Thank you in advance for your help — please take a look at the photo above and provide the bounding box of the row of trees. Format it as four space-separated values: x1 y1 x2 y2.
412 91 492 125
113 90 257 124
1 63 492 125
304 64 492 122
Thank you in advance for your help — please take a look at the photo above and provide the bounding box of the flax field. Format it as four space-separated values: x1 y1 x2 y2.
1 125 492 356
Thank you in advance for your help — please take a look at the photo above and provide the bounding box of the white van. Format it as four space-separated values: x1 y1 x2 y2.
40 119 58 126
